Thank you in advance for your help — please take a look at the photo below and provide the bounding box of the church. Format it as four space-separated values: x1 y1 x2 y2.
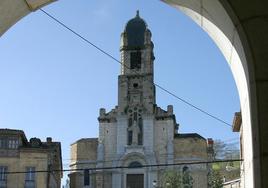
69 12 213 188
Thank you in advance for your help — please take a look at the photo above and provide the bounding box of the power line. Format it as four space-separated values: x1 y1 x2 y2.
4 159 242 174
61 148 241 162
39 8 232 127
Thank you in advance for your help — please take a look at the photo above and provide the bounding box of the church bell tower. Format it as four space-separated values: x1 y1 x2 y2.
97 11 174 188
118 10 156 114
118 11 156 147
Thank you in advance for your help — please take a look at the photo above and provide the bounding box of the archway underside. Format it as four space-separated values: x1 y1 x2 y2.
1 0 268 187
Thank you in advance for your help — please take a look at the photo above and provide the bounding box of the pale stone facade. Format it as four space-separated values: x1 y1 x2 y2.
69 12 211 188
0 129 62 188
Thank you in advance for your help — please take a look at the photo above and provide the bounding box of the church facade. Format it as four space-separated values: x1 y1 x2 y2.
69 12 212 188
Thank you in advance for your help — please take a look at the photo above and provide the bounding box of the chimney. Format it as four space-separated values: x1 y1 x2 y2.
207 138 214 159
167 105 173 115
100 108 106 116
46 137 52 143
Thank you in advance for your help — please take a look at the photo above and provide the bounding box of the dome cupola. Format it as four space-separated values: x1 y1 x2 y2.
124 10 148 48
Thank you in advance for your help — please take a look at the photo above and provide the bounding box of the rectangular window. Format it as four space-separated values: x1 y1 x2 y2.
25 167 35 188
84 169 90 186
8 139 18 149
0 139 7 149
0 166 7 188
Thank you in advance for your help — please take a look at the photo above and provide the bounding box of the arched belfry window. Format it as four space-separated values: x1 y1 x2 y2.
130 51 141 69
127 107 143 145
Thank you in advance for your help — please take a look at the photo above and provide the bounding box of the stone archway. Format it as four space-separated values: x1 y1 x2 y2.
1 1 267 187
161 2 258 188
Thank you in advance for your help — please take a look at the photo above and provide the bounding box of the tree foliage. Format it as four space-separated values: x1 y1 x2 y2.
213 139 240 160
161 170 182 188
160 169 193 188
208 170 224 188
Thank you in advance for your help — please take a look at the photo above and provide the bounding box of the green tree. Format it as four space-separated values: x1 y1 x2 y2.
213 140 227 159
208 170 223 188
182 166 193 188
160 170 182 188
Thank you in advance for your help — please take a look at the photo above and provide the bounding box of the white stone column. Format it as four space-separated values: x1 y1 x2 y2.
147 170 157 188
166 119 174 164
112 172 122 188
116 115 128 154
143 115 154 152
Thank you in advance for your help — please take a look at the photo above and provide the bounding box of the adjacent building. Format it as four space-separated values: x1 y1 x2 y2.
230 111 243 188
69 12 213 188
0 129 62 188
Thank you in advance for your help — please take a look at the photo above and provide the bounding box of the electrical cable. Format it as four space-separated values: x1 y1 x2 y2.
39 8 232 127
3 158 242 174
61 148 240 162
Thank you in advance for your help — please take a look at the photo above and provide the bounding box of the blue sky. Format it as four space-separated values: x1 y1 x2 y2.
0 0 240 183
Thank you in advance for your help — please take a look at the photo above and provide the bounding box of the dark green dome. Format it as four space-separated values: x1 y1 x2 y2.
125 11 147 48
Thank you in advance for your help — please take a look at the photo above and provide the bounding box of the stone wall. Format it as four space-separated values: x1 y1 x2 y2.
69 138 98 188
173 135 208 188
154 118 174 164
174 135 207 159
0 151 48 188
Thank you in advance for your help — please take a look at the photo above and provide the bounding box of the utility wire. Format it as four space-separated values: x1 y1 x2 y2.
4 159 242 174
39 9 232 127
62 148 240 162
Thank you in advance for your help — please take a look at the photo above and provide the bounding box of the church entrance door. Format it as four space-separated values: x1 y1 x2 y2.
126 174 144 188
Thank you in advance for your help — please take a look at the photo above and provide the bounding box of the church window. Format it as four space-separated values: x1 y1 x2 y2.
128 118 133 145
138 118 143 145
130 51 141 69
128 161 142 168
134 112 137 121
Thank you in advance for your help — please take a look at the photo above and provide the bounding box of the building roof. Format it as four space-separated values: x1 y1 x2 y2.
0 128 28 143
71 138 98 145
174 133 206 140
125 10 147 48
0 129 63 176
